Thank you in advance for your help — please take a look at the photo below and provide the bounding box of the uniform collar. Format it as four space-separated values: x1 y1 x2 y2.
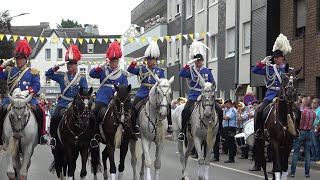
67 71 77 75
108 66 119 72
17 64 28 71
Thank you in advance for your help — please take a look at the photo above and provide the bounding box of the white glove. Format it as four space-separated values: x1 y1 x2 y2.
57 62 66 67
2 59 14 67
187 59 198 66
261 56 272 64
100 61 108 69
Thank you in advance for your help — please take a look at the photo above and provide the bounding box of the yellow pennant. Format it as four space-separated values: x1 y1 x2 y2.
53 37 58 43
165 36 170 42
161 60 165 64
40 37 45 43
200 32 206 38
128 38 134 43
104 38 109 43
116 38 121 43
189 34 194 40
13 35 19 42
141 38 146 43
91 38 96 43
26 36 32 42
65 38 71 44
0 34 4 41
177 34 182 41
78 38 84 45
153 37 159 42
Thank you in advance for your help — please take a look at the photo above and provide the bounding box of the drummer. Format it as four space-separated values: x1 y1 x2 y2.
238 105 250 159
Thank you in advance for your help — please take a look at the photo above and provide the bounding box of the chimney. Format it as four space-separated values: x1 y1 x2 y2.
84 24 99 35
40 22 50 28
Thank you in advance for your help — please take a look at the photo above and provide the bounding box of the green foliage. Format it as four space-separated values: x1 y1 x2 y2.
56 18 83 28
0 10 13 59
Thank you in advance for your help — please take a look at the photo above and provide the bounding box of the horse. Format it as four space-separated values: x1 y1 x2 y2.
129 76 174 180
173 81 219 180
53 87 101 180
255 65 302 180
99 84 135 180
3 88 37 180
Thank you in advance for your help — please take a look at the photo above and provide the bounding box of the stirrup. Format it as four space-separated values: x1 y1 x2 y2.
134 125 140 135
177 132 185 141
255 129 263 139
90 137 99 148
49 138 56 149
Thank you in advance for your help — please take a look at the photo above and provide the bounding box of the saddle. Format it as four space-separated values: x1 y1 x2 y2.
135 98 149 117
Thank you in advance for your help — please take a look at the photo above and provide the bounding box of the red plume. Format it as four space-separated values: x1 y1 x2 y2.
65 45 81 62
106 42 122 60
15 40 32 58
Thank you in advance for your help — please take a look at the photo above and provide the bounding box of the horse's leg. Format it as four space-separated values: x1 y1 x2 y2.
270 139 281 180
106 141 117 180
204 133 216 180
139 152 145 180
7 137 18 180
102 147 109 180
19 140 34 180
65 145 78 180
183 137 194 179
118 139 130 180
141 138 152 180
79 145 89 180
129 141 138 180
194 137 204 179
177 140 185 174
154 142 164 180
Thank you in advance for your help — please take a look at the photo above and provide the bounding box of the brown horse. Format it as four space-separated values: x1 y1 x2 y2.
99 84 135 180
52 87 101 180
255 65 301 180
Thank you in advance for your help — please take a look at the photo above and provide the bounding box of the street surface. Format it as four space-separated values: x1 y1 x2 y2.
1 139 319 180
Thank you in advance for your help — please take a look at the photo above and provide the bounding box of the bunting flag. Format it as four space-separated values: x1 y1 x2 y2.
26 36 32 42
189 34 194 40
91 38 96 44
53 37 58 43
177 34 182 41
159 37 164 42
183 34 188 40
33 36 38 43
78 38 84 45
0 34 4 41
40 37 45 43
103 38 109 43
65 38 71 44
116 38 121 43
200 32 206 38
97 38 102 44
128 38 134 43
195 33 200 40
6 35 11 40
141 38 146 43
13 35 19 42
72 38 77 43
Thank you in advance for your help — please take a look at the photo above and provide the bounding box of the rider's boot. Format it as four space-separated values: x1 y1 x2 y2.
254 111 264 140
177 123 186 141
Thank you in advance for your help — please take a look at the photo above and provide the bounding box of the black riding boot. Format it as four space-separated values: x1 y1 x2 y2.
255 100 270 139
32 104 46 145
49 106 64 148
0 105 8 145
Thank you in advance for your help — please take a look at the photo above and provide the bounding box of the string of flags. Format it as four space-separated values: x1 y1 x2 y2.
0 32 214 45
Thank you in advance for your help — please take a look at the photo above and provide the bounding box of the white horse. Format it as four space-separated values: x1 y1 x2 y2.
173 81 219 180
130 76 174 180
3 88 38 180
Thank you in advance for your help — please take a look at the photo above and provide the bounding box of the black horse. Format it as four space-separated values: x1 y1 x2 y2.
99 84 135 180
255 65 301 180
51 87 101 180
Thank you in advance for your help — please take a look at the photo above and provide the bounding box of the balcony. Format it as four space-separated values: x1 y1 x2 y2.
123 24 167 58
131 0 167 26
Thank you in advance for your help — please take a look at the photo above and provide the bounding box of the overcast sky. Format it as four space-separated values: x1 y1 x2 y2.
3 0 143 35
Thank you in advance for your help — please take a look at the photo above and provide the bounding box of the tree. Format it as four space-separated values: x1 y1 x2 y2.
0 10 14 60
56 18 82 28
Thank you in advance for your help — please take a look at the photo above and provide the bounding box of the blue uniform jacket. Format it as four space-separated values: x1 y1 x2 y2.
179 66 214 101
0 66 40 105
89 66 128 105
45 68 88 108
127 65 165 98
252 63 285 101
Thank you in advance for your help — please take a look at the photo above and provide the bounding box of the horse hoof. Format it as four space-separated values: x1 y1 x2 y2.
20 176 26 180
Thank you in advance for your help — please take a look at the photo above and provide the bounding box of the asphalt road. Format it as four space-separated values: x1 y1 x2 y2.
0 139 319 180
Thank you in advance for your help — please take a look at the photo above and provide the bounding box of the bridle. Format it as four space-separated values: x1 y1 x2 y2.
280 73 297 103
154 84 171 109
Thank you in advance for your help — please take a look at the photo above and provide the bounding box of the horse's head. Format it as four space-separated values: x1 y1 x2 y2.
201 82 216 118
73 87 93 129
150 76 174 119
114 84 132 123
280 64 302 103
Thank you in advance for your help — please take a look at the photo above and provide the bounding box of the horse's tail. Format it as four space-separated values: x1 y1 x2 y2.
114 124 123 148
8 136 19 158
90 144 102 174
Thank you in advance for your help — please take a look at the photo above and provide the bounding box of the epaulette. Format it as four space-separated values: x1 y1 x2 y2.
30 68 40 75
5 66 12 71
55 71 66 75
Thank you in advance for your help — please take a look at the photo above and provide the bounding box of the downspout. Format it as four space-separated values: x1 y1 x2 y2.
180 0 185 97
235 0 240 99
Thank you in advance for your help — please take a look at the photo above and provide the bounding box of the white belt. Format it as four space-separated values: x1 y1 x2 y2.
269 86 281 91
190 87 202 92
103 84 114 88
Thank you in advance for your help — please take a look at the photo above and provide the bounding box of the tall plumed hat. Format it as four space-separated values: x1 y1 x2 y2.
106 42 122 61
65 45 81 63
272 33 292 57
14 40 32 59
189 40 209 60
144 41 160 59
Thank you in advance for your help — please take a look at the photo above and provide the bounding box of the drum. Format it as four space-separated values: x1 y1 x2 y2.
244 118 255 147
235 132 246 147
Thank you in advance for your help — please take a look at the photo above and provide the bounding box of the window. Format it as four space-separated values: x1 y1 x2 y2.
209 0 218 5
226 27 235 57
296 0 306 37
87 44 94 53
209 35 217 60
243 22 251 52
186 0 192 18
57 48 63 60
176 0 180 15
176 40 180 61
80 68 86 75
198 0 204 12
45 49 51 60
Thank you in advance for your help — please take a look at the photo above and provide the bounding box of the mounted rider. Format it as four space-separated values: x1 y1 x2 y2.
47 45 88 147
252 33 295 139
177 40 223 141
127 41 167 135
0 40 45 145
90 42 130 140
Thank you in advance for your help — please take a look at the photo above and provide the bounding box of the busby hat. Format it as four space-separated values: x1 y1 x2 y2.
189 40 208 60
144 41 160 59
14 40 32 59
106 42 122 61
65 45 81 64
272 33 292 57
